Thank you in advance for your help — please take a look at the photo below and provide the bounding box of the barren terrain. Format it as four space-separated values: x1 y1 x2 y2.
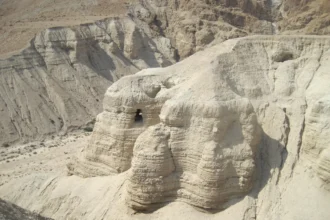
0 0 130 57
1 1 330 220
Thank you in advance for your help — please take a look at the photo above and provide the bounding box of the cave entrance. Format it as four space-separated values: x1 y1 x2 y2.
135 109 143 123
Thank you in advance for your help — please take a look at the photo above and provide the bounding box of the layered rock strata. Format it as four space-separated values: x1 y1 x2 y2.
278 0 330 34
0 17 176 147
70 35 330 210
129 0 276 59
2 0 330 148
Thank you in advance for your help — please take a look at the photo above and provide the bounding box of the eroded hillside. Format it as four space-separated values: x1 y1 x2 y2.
278 0 330 34
0 16 176 147
1 35 330 220
1 0 330 147
0 0 129 56
1 1 330 219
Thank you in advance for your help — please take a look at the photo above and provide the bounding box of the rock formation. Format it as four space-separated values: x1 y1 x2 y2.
0 0 274 147
1 1 330 218
129 0 275 59
69 35 330 211
278 0 330 34
129 0 330 59
1 0 330 148
0 17 176 147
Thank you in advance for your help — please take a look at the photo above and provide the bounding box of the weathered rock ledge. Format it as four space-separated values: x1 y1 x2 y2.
69 35 330 210
0 16 176 147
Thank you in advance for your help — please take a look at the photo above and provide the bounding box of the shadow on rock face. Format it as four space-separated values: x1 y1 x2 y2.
75 39 116 82
0 198 53 220
257 132 288 191
68 35 330 214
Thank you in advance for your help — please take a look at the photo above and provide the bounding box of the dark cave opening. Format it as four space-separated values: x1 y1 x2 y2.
135 109 143 123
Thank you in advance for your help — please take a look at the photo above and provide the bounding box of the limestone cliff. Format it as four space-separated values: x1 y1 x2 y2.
0 1 330 219
129 0 330 59
278 0 330 34
129 0 275 59
0 0 273 147
0 17 176 147
69 35 330 212
2 0 330 148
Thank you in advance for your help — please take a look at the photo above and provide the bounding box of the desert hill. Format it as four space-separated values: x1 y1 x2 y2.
1 35 330 220
1 0 330 146
0 1 330 220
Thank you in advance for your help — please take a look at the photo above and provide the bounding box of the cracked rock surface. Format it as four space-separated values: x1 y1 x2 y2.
67 35 330 216
0 16 176 147
0 35 329 220
2 0 330 148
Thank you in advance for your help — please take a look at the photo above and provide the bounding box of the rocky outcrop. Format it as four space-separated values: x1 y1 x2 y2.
2 0 330 148
1 1 330 219
129 0 276 59
303 96 330 187
277 0 330 34
69 35 330 211
129 0 330 60
0 0 276 148
0 17 176 147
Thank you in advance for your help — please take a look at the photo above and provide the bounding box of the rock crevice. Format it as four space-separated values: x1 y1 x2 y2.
70 35 330 211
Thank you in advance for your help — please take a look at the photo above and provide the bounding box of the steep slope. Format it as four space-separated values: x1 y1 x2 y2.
278 0 330 34
1 35 326 219
129 0 275 59
0 1 330 219
129 0 330 59
1 35 330 219
1 0 330 147
68 35 330 215
0 198 53 220
0 17 176 147
0 0 272 147
0 0 129 56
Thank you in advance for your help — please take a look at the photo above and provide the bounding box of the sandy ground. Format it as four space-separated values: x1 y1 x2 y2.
0 117 328 220
0 131 90 187
0 131 254 220
0 0 132 58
